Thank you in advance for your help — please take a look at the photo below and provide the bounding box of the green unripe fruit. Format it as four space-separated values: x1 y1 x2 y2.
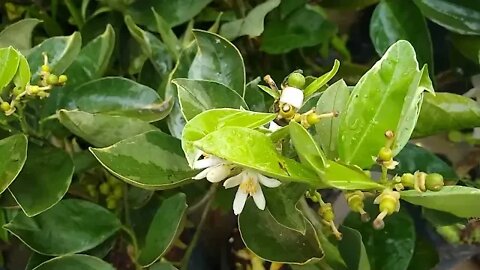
106 197 117 209
99 182 110 195
0 102 10 112
425 173 444 191
378 147 392 161
287 72 305 89
401 173 415 188
379 196 397 215
112 185 123 199
46 74 59 85
58 75 68 84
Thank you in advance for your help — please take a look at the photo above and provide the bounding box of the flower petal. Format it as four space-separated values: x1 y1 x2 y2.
206 164 232 183
224 172 244 189
252 182 266 210
233 189 248 215
193 156 223 169
192 167 211 180
257 174 282 188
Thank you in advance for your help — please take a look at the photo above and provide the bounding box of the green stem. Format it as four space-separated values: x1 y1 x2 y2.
121 225 141 269
181 184 218 270
381 165 388 184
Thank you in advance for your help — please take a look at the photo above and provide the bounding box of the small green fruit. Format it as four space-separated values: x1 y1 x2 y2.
58 75 68 84
41 64 50 73
378 147 393 161
106 197 117 209
0 102 10 112
99 182 110 195
46 74 59 85
425 173 444 191
401 173 415 188
287 72 305 89
112 185 123 199
379 196 397 215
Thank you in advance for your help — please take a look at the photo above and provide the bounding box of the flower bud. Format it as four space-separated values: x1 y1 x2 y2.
318 203 334 222
28 85 40 95
46 74 59 85
373 189 400 229
58 74 68 84
425 173 444 191
41 64 50 73
112 185 123 199
287 72 305 89
345 191 370 222
0 102 10 112
106 196 117 209
377 147 392 162
401 173 415 188
99 182 110 195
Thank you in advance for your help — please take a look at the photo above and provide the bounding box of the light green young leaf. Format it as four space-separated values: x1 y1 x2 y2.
321 161 383 190
33 255 114 270
304 60 340 98
0 47 20 89
219 0 281 40
13 53 31 89
174 78 248 120
152 9 179 60
258 85 280 99
0 134 28 194
0 18 41 52
401 186 480 218
189 30 246 96
91 131 196 190
289 121 327 170
338 40 433 168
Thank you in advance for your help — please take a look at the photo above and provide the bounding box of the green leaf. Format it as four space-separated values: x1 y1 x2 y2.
0 134 28 194
0 18 41 52
370 0 433 69
304 60 340 98
174 78 248 120
90 131 196 190
343 204 415 270
32 255 114 270
401 186 480 218
189 30 246 96
4 199 121 255
27 32 82 83
244 78 267 112
258 85 280 99
413 93 480 138
315 79 350 159
407 234 439 270
13 53 31 89
138 193 187 267
320 0 379 10
9 146 73 217
61 77 172 122
152 9 180 60
289 121 327 170
261 5 337 54
280 0 307 19
150 262 178 270
128 0 212 28
219 0 281 40
413 0 480 35
393 143 457 180
182 108 276 167
450 34 480 63
238 200 323 264
338 40 433 168
195 126 319 184
0 47 20 89
58 110 158 147
321 161 384 190
338 226 371 270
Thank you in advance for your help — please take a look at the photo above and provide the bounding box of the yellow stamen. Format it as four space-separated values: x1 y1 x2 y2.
240 177 258 195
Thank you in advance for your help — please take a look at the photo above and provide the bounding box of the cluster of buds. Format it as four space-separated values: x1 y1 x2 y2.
374 130 398 170
345 191 370 222
394 172 444 192
86 175 124 209
306 190 342 239
372 189 400 229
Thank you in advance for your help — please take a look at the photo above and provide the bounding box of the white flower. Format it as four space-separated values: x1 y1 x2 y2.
223 169 281 215
268 121 282 131
279 86 304 109
193 154 235 183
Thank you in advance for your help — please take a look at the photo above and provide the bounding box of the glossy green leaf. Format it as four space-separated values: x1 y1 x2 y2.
182 108 276 167
128 0 212 28
304 60 340 98
450 34 480 63
338 40 434 168
413 93 480 138
219 0 281 40
189 30 245 96
26 253 50 270
343 204 415 270
152 9 180 60
261 5 337 54
91 131 196 190
289 121 327 170
195 126 319 184
33 255 114 270
413 0 480 35
150 262 178 270
315 80 350 159
61 77 172 122
258 84 280 99
0 47 20 89
138 193 187 267
238 200 323 264
27 32 82 83
280 0 307 19
370 0 433 69
0 134 28 194
407 235 439 270
58 110 158 147
0 18 41 52
244 77 267 112
9 146 73 217
4 199 121 255
320 0 379 10
338 226 371 270
393 143 457 180
174 78 248 120
321 160 384 190
401 186 480 218
13 53 31 89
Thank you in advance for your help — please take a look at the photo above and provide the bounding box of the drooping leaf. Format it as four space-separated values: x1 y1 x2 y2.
0 134 28 194
413 0 480 35
61 77 172 122
413 93 480 138
338 40 434 168
32 255 115 270
219 0 281 40
261 5 337 54
0 47 20 89
174 78 247 120
9 146 73 217
401 186 480 218
338 226 371 270
370 0 433 69
238 200 323 264
138 193 187 267
4 199 121 255
304 60 340 98
315 79 350 159
58 110 158 147
0 18 41 52
188 30 246 96
90 131 196 190
27 32 82 83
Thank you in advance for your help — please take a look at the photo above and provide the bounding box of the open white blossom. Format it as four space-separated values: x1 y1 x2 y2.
193 154 235 183
223 169 281 215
